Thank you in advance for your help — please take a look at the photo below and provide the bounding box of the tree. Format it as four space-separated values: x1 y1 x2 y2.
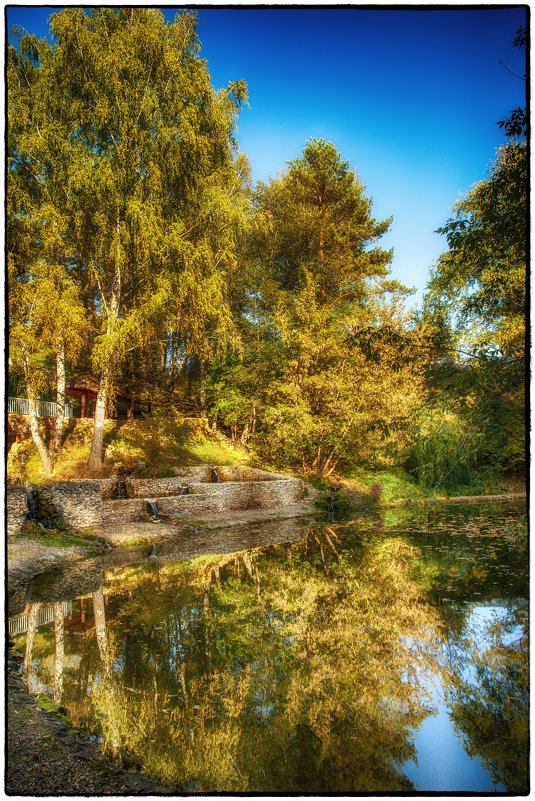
253 138 393 306
418 24 527 484
423 140 526 475
8 36 87 470
8 260 56 475
8 8 248 469
498 26 527 139
208 139 420 476
430 143 526 359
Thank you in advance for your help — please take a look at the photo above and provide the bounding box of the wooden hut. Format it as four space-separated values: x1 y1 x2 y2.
66 376 148 419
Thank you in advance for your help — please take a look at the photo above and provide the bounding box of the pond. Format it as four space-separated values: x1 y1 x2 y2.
9 500 528 793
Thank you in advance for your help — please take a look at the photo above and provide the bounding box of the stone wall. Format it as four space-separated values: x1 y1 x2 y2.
7 486 28 536
101 499 147 525
128 466 291 498
128 477 191 498
170 465 288 483
157 477 304 517
6 466 304 532
34 483 104 529
97 478 122 500
172 465 212 482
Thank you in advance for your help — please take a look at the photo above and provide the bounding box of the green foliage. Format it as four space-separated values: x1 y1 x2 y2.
314 489 355 516
422 133 526 479
406 406 480 490
252 138 394 305
497 26 526 139
430 142 526 360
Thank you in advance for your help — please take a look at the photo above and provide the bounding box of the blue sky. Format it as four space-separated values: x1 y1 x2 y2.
7 5 527 307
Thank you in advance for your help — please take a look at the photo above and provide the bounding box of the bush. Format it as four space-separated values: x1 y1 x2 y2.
405 409 480 490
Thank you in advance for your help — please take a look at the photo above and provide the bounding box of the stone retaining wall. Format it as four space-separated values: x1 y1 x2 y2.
6 466 304 531
127 466 294 499
7 486 28 536
97 478 121 500
170 465 288 483
34 483 104 529
128 477 191 498
157 478 304 516
101 499 147 525
172 465 212 482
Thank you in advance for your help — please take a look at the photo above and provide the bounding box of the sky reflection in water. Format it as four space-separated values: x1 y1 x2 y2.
10 500 528 793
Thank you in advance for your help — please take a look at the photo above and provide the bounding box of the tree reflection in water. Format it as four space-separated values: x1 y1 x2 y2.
10 503 527 793
444 606 528 794
53 602 64 704
86 528 444 792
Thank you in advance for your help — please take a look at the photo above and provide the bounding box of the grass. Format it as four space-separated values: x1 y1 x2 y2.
336 467 420 506
14 522 107 551
36 694 69 721
116 536 153 547
7 414 251 484
339 463 524 506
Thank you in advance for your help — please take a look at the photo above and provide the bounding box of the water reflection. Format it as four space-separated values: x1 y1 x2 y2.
9 501 527 793
445 604 528 793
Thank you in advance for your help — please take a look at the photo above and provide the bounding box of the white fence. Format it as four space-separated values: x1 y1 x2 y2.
8 397 74 418
9 601 73 636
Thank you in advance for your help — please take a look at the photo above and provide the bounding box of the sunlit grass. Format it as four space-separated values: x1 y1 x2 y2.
341 468 421 504
7 414 251 484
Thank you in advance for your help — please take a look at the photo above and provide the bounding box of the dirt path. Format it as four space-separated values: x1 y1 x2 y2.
386 491 527 507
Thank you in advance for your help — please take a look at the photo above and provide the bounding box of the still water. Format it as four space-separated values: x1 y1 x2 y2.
9 501 528 793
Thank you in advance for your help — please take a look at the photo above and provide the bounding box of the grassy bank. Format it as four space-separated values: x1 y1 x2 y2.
7 412 252 485
8 415 525 509
312 465 526 514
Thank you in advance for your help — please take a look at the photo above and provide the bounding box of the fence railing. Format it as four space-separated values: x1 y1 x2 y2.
8 397 74 418
9 601 73 636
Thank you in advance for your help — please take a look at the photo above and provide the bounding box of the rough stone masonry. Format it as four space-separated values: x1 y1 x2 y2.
7 466 305 532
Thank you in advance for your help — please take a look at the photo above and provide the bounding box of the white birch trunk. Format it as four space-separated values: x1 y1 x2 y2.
51 336 66 454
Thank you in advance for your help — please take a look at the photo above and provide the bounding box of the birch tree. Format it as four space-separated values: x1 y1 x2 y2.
8 8 248 469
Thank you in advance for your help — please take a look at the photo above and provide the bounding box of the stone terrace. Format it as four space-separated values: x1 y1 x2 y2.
8 466 305 532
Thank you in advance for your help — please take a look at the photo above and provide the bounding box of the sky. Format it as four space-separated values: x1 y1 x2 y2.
6 4 527 308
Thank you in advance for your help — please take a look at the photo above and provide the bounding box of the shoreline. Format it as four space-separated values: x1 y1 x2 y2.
7 491 526 590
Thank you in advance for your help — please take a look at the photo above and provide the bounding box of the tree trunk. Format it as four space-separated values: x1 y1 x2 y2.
23 354 53 475
87 258 120 470
92 587 108 665
23 602 41 675
316 447 337 479
240 405 256 445
240 420 250 445
198 357 207 418
53 602 65 704
86 363 110 470
51 336 66 454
